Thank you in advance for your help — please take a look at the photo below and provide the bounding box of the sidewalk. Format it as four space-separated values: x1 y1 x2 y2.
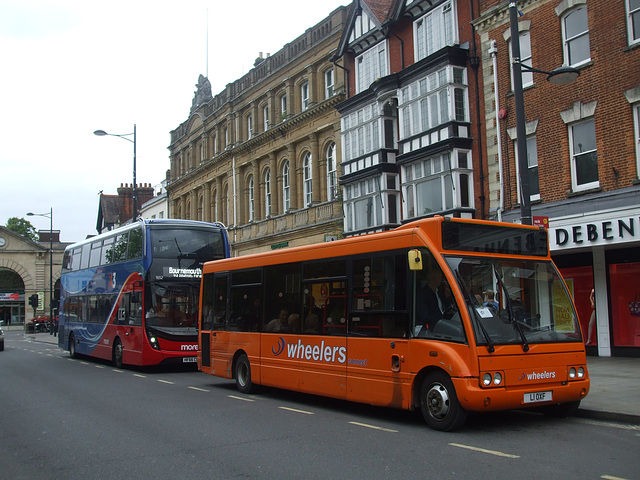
9 327 640 425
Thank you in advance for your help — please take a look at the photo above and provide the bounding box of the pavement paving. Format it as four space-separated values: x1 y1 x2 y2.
4 326 639 425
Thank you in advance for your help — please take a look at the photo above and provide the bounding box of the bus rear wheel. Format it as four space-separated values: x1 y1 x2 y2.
419 371 467 431
235 353 256 394
112 339 124 369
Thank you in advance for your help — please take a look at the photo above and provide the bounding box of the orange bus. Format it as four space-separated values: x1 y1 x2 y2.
198 217 589 431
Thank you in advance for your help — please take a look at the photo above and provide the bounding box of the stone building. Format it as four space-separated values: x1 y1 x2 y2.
0 227 70 325
474 0 640 356
167 7 348 255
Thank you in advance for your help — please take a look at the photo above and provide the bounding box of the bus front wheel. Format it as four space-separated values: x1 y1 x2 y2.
235 353 256 394
112 339 124 369
69 333 77 359
419 371 467 431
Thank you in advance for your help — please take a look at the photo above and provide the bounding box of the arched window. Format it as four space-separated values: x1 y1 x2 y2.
264 168 272 217
326 142 338 200
282 161 290 212
248 175 255 222
303 152 312 207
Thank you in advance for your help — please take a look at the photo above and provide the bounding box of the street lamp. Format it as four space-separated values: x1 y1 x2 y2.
94 125 137 222
509 2 579 225
27 209 54 334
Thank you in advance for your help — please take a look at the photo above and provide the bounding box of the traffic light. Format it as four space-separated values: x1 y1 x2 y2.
29 294 39 309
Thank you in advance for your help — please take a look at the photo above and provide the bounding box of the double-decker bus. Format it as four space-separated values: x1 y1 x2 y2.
59 219 230 367
198 217 589 431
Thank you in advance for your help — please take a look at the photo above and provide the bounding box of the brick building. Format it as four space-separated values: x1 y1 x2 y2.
474 0 640 356
167 7 348 256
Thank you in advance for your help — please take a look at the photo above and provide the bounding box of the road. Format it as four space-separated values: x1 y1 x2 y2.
1 330 639 480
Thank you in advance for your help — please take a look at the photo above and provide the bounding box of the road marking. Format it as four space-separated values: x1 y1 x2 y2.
228 395 255 402
189 386 209 392
157 379 174 384
572 417 640 431
112 369 124 373
95 365 105 369
133 374 146 378
279 406 314 415
602 475 631 480
449 443 519 458
349 421 398 433
80 361 89 365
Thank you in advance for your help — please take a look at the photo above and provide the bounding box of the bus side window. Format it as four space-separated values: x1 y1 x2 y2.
213 275 228 331
129 291 142 326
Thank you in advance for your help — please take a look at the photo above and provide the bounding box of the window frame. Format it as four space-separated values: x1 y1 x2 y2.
326 142 338 201
302 152 313 207
514 135 540 202
325 68 335 98
628 0 640 46
561 5 591 67
282 160 291 213
569 118 599 192
264 168 272 218
301 82 309 111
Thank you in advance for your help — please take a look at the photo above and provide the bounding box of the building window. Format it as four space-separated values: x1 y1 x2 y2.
248 175 255 222
402 150 473 219
515 136 540 201
247 114 253 140
263 105 269 131
303 152 312 207
570 119 598 191
341 103 381 163
414 1 456 61
264 168 272 217
325 68 335 98
562 6 591 67
510 30 533 89
343 178 383 233
397 66 468 141
326 142 338 200
633 103 640 178
282 161 290 212
301 82 309 111
355 41 388 94
628 0 640 46
280 94 287 121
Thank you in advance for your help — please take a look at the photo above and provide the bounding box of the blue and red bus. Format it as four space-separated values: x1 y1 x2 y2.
58 219 230 367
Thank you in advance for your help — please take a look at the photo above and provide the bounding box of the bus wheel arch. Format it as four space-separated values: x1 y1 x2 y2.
112 337 124 369
415 368 468 431
233 351 257 394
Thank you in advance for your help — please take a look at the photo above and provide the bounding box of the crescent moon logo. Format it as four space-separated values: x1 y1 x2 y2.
272 337 285 356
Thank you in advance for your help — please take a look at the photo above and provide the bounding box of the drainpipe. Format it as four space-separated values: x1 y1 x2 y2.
469 0 486 219
489 40 505 222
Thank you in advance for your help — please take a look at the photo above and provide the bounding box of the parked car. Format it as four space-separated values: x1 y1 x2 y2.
0 325 4 351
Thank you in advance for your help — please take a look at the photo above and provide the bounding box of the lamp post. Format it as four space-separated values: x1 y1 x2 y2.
27 208 54 334
94 125 137 222
509 2 579 225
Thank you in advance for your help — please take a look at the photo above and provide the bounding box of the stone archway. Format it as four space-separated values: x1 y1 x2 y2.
0 262 32 325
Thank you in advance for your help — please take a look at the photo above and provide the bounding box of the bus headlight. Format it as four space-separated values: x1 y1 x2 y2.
569 367 577 379
577 367 585 378
493 372 503 385
483 373 492 386
147 331 160 350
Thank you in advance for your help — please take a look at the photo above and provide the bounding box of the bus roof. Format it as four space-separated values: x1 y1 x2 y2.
64 218 226 252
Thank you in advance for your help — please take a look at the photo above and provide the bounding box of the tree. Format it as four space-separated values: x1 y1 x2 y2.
5 217 38 242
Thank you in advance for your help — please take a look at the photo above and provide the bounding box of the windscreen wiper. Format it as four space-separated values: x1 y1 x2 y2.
493 267 529 352
455 270 494 353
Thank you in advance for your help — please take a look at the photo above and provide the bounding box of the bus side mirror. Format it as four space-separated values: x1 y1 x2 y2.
408 249 423 271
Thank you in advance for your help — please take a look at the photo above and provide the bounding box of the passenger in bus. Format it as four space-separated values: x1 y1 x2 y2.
304 313 319 334
264 308 290 333
483 290 499 313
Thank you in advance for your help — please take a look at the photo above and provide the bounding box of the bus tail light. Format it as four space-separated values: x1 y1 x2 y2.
568 365 586 381
481 371 504 388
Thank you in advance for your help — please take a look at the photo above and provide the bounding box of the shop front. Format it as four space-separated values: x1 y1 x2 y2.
549 206 640 357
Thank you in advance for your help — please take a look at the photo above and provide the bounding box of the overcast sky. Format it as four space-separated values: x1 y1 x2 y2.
0 0 346 243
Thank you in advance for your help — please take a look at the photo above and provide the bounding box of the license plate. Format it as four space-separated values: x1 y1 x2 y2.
524 391 552 404
183 357 197 363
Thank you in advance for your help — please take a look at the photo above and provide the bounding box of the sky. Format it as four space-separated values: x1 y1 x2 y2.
0 0 347 243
